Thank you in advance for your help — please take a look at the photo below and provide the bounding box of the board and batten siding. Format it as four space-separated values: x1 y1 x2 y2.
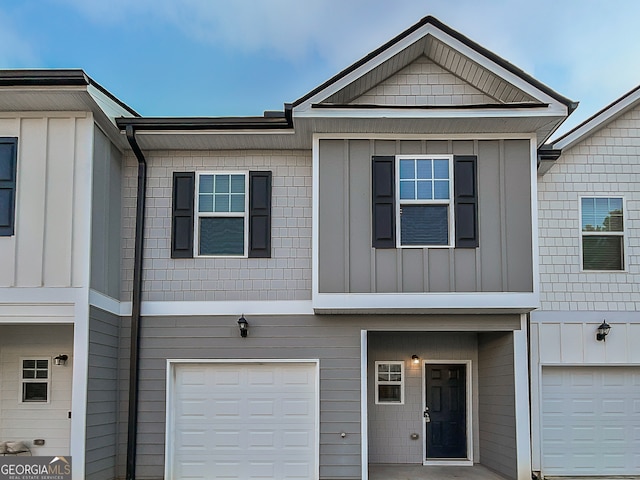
318 139 533 294
120 150 312 302
90 127 122 300
478 331 516 479
123 313 521 479
85 307 121 480
0 325 73 456
0 114 94 288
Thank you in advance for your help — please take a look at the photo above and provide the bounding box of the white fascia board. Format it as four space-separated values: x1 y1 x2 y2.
118 300 314 317
294 23 568 116
0 287 86 305
312 292 539 313
553 87 640 150
295 105 566 120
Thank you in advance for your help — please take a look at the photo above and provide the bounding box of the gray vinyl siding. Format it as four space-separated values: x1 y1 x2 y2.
368 332 480 464
126 313 520 479
478 332 516 479
318 138 533 294
86 307 121 480
90 127 122 299
120 150 312 303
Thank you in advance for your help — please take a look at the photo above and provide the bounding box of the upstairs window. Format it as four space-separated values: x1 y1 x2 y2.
172 171 272 258
397 156 453 247
196 172 248 256
0 137 18 236
21 358 49 403
581 197 624 270
372 155 477 249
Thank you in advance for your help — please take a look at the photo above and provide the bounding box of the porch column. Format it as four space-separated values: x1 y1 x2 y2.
514 314 532 479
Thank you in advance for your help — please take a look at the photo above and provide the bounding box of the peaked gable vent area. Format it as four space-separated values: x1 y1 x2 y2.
322 35 539 108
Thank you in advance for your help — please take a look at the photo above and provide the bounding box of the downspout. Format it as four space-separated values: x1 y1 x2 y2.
125 125 147 480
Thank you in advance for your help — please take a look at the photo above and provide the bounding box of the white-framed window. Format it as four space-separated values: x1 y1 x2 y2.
20 358 50 403
580 197 624 271
396 155 454 247
375 361 404 404
195 172 248 256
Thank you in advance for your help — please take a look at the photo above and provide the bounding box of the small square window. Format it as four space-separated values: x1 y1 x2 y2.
21 358 49 403
581 197 624 270
375 361 404 404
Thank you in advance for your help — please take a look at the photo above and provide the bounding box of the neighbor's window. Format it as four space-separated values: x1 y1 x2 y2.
21 359 49 403
196 172 248 256
581 197 624 270
397 155 453 247
375 361 404 404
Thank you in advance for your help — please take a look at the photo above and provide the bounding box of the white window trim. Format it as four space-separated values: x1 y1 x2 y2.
194 171 249 258
375 360 405 405
578 196 626 272
19 357 51 404
395 155 455 248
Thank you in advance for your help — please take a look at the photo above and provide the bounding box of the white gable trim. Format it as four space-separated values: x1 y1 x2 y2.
553 87 640 150
295 23 568 117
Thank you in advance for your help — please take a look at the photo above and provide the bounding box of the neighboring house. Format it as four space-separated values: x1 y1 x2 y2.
0 71 135 480
532 85 640 478
0 15 582 480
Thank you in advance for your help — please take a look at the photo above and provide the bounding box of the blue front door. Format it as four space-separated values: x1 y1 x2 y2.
425 364 467 459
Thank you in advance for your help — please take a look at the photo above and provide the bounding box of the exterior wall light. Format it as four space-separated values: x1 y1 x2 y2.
411 355 420 365
596 321 611 341
54 354 68 366
238 315 249 338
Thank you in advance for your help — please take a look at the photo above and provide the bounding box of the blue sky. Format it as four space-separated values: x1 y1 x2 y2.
2 0 640 137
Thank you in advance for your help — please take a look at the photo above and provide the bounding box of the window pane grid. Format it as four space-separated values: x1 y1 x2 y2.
197 173 247 256
21 358 49 403
581 197 624 270
375 361 403 404
198 174 245 214
397 156 452 248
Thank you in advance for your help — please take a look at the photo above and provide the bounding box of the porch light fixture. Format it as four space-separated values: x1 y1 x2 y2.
53 354 68 366
411 355 420 365
237 315 249 338
596 321 611 341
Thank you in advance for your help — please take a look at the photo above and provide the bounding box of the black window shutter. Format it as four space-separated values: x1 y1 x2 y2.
248 171 272 258
454 155 478 248
171 172 195 258
0 137 18 237
372 156 396 248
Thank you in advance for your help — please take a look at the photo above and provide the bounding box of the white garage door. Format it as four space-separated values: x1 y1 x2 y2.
169 362 318 480
541 366 640 476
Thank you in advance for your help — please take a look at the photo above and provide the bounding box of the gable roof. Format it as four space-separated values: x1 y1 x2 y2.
551 84 640 151
293 16 577 112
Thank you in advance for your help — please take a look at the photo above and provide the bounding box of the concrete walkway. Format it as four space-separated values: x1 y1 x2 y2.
369 464 508 480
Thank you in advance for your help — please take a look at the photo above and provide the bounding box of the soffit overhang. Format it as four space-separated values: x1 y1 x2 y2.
0 71 137 149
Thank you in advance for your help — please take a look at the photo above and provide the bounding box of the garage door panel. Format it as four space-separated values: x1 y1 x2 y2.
171 363 317 480
542 366 640 476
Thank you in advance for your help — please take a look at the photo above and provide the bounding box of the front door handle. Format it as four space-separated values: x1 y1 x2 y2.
423 409 431 423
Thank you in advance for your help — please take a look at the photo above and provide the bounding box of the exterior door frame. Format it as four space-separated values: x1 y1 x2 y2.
422 359 473 466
